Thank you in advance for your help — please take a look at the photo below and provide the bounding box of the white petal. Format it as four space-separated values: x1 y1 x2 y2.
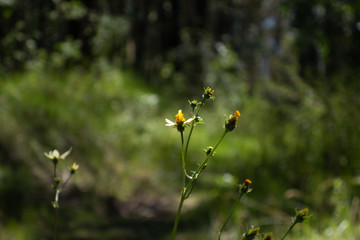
60 147 72 159
165 119 174 124
184 117 195 124
165 119 176 126
53 150 60 158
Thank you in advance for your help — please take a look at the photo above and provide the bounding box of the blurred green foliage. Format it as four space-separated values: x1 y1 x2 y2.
0 0 360 239
0 65 359 239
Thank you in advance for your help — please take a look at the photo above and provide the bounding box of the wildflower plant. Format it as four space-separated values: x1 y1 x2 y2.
166 87 241 240
165 87 311 240
44 147 79 240
218 179 252 240
281 208 311 240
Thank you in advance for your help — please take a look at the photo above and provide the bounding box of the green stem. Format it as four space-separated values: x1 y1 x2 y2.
192 130 227 178
184 130 227 199
183 98 205 178
218 192 244 240
170 195 185 240
53 163 59 240
170 109 226 240
181 131 191 179
53 207 59 240
53 163 57 179
214 131 228 149
281 222 296 240
170 132 187 240
62 173 73 190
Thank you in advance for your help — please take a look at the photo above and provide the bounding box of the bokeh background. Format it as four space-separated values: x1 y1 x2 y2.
1 0 360 239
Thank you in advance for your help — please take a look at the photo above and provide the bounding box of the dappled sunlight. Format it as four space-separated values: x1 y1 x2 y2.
1 1 360 239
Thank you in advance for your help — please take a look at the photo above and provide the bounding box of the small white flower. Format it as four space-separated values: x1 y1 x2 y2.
165 110 194 131
44 147 72 161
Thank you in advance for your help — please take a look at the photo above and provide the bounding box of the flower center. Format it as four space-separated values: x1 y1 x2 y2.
175 110 186 124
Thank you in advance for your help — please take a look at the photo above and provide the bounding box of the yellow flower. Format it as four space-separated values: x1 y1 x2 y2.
244 179 252 185
206 87 214 95
224 110 241 132
233 110 241 118
175 109 186 124
70 162 79 174
165 110 194 132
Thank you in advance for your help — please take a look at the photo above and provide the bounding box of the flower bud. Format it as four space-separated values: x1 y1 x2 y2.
55 178 62 184
225 110 241 132
205 146 213 156
294 208 309 224
240 179 252 194
51 201 59 209
242 227 260 240
203 87 215 100
70 162 79 174
263 232 272 240
189 100 198 111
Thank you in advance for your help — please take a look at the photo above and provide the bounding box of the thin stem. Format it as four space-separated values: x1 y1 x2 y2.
53 163 59 240
192 130 227 178
170 195 185 240
184 130 227 199
53 207 59 240
183 99 205 177
180 132 187 189
218 192 244 240
53 163 57 179
181 131 185 178
170 132 187 240
211 130 227 156
62 174 73 190
280 222 296 240
181 131 191 179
